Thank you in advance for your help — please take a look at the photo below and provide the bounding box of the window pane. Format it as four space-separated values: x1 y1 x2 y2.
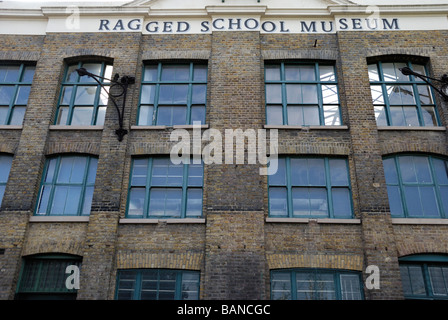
418 85 434 105
368 64 380 82
265 65 281 81
390 106 406 126
56 106 69 125
181 272 200 300
0 65 20 82
131 159 148 186
191 106 205 124
287 105 303 126
329 159 349 186
65 65 79 82
0 155 13 183
441 186 448 216
269 187 287 216
60 87 73 105
433 158 448 184
140 85 156 104
308 159 326 186
143 65 158 82
266 84 282 104
292 187 310 216
151 159 183 186
340 274 362 300
382 62 408 82
268 158 286 186
156 106 187 126
193 65 207 82
323 105 341 126
322 85 339 104
0 107 8 124
374 106 388 126
286 65 315 81
82 186 93 215
37 186 52 215
0 86 15 104
74 86 97 105
319 65 336 82
15 86 31 105
266 105 283 125
302 106 320 125
117 271 137 300
271 272 292 300
407 265 426 295
96 106 106 126
309 188 328 216
22 66 35 82
80 63 102 83
138 105 154 126
332 188 352 218
87 158 98 184
128 188 145 216
315 273 335 300
402 106 419 126
421 106 437 126
71 106 93 125
429 266 448 296
188 163 203 186
290 158 308 185
9 106 25 125
186 188 202 217
161 65 190 81
192 85 206 104
50 186 81 215
57 156 87 184
370 85 384 105
0 185 5 206
148 188 182 217
387 185 404 216
420 187 440 217
296 272 314 300
386 85 415 105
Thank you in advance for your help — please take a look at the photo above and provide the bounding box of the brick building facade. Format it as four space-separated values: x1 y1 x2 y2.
0 0 447 300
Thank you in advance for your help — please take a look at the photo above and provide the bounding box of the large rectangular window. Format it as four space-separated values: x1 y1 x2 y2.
383 154 448 218
0 63 35 125
115 269 200 300
35 155 98 216
268 157 353 218
137 62 207 126
16 254 82 300
265 62 341 126
369 61 440 127
127 158 203 219
55 62 113 126
271 269 363 300
0 154 13 206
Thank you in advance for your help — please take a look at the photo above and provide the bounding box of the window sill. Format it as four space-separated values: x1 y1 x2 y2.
119 218 206 224
391 218 448 225
29 216 90 223
266 217 360 224
49 125 104 131
263 125 348 130
0 125 23 130
377 126 446 131
130 125 209 130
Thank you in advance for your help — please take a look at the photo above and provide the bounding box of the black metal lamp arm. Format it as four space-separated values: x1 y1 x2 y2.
399 67 448 101
75 67 135 141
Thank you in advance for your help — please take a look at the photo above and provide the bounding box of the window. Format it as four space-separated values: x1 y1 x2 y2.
368 61 440 127
35 155 98 216
383 154 448 218
399 255 448 300
268 157 353 218
115 269 200 300
265 62 341 126
271 269 363 300
0 154 13 206
55 62 113 126
127 158 203 219
0 63 35 125
16 254 81 300
137 62 207 126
